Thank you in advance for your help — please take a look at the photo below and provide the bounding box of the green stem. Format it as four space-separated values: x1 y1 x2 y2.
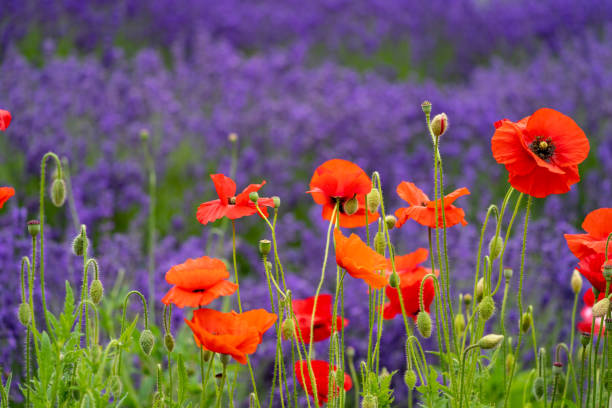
215 363 228 408
231 221 242 313
142 133 157 324
117 290 149 374
459 344 480 408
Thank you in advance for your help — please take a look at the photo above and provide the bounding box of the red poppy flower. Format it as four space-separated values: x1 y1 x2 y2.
294 360 352 404
0 110 11 131
491 108 589 198
383 249 437 320
578 288 606 335
576 252 610 294
290 294 348 344
565 208 612 260
196 174 274 225
185 308 277 364
308 159 378 228
0 187 15 209
161 256 238 308
334 228 388 289
394 181 469 229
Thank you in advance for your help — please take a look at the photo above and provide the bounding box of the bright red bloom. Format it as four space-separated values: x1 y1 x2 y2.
564 208 612 260
578 288 606 335
185 308 277 364
394 181 469 229
491 108 589 198
334 228 388 289
161 256 238 308
196 174 274 225
0 187 15 209
576 252 610 294
0 110 11 131
290 294 348 344
308 159 378 228
384 249 437 320
294 360 352 404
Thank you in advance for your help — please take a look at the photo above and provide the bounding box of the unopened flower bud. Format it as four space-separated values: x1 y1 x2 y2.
202 350 212 362
220 354 230 366
603 261 612 281
532 377 545 400
520 313 532 333
479 295 496 321
249 191 259 203
272 196 281 208
463 294 472 307
416 311 432 338
281 319 296 340
389 272 400 289
366 189 381 213
404 369 417 389
374 231 386 255
384 215 397 230
347 346 355 358
89 279 104 304
430 113 448 138
164 333 175 352
72 233 89 257
503 268 513 280
362 394 377 408
488 236 503 260
592 297 610 318
18 302 31 326
50 178 66 207
478 334 504 349
475 278 484 303
343 196 359 216
109 375 122 396
454 314 466 335
228 133 238 143
259 239 271 257
27 220 40 238
140 129 150 141
552 361 563 375
571 269 582 294
505 353 515 374
249 392 257 408
139 329 155 355
421 101 432 114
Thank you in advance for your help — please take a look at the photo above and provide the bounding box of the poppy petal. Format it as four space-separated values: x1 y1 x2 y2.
165 257 229 288
0 110 11 131
0 187 15 209
397 182 429 206
196 200 228 225
210 174 236 204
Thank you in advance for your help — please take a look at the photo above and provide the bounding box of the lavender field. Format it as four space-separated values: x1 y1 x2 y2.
1 1 612 407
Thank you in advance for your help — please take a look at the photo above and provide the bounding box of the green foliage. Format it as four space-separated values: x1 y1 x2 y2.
362 369 396 408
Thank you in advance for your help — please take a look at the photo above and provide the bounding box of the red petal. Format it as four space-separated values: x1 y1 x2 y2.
210 174 236 203
0 110 11 131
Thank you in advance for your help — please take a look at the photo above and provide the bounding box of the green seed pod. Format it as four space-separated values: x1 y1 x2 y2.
89 279 104 304
366 189 381 213
272 196 281 208
374 232 386 255
50 178 66 207
249 191 259 203
552 362 563 376
488 236 503 260
361 394 378 408
454 314 466 335
532 377 545 400
604 261 612 281
384 215 397 230
478 334 504 349
343 196 359 216
416 311 432 338
259 239 272 257
503 268 513 280
520 313 532 333
26 220 40 238
404 370 417 389
72 234 89 257
389 272 400 289
281 319 296 340
347 346 355 358
479 295 496 321
139 329 155 356
164 333 175 353
581 332 591 347
109 375 122 396
18 302 31 326
140 129 150 141
421 101 432 114
430 113 448 138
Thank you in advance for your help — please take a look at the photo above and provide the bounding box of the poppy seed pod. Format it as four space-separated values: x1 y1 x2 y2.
520 313 532 333
475 278 484 303
249 191 259 203
552 361 563 375
272 196 281 208
581 332 591 347
532 377 545 400
389 272 400 289
488 236 503 260
571 269 583 294
479 295 496 321
259 239 272 257
503 268 513 280
478 334 504 349
18 302 31 326
454 314 466 335
50 178 66 207
384 215 397 230
139 329 155 355
362 394 378 408
404 369 417 389
139 129 150 141
430 113 448 138
416 311 432 338
592 297 610 318
343 196 359 216
27 220 40 238
366 189 381 213
164 333 175 352
281 319 296 340
604 261 612 281
421 100 432 114
374 231 386 255
89 279 104 304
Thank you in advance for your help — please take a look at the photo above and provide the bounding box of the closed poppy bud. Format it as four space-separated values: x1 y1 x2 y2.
421 101 432 114
404 369 417 389
505 353 515 374
384 215 397 230
249 191 259 203
520 313 532 333
592 297 610 318
347 346 355 358
571 269 582 294
89 279 104 304
454 314 465 335
463 294 472 307
164 333 175 352
259 239 271 257
488 236 503 260
532 377 545 400
416 311 432 338
109 375 122 396
389 272 400 288
272 196 281 208
203 350 213 362
228 133 238 143
503 268 513 280
430 113 448 138
27 220 40 238
281 319 296 340
140 129 150 141
479 295 496 321
604 261 612 281
139 329 155 355
366 189 381 213
343 196 359 216
362 394 377 408
72 233 89 257
50 178 66 207
475 278 484 303
374 232 386 255
478 334 504 349
18 302 31 326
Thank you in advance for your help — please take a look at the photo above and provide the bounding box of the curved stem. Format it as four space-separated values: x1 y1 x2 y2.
459 344 480 408
118 290 149 374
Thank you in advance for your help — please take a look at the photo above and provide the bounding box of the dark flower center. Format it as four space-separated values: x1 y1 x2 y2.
529 136 556 160
227 197 236 205
332 196 350 214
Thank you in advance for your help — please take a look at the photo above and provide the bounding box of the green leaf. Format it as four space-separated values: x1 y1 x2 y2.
177 353 187 404
118 316 139 347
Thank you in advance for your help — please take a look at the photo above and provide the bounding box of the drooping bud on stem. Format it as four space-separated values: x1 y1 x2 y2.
416 311 432 338
389 272 400 289
282 319 296 340
520 313 532 333
366 189 381 214
488 235 503 260
532 377 545 400
89 279 104 304
18 302 31 326
454 314 466 335
384 215 397 230
50 177 66 207
374 232 386 255
164 333 175 352
343 196 359 216
139 329 155 355
404 369 417 389
475 278 484 303
478 334 504 349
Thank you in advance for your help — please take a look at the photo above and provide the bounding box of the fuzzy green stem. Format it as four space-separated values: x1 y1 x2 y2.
118 290 149 374
142 133 157 323
459 344 480 408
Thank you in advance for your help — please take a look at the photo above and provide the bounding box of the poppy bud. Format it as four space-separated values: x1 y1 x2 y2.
27 220 40 238
72 233 89 257
164 333 175 353
50 178 66 207
389 272 400 289
203 350 213 362
228 133 238 143
139 329 155 356
478 334 504 349
366 189 381 213
475 278 484 303
488 236 503 260
109 375 122 396
89 279 104 304
374 232 386 255
343 196 359 216
421 101 432 115
463 293 472 307
503 268 513 280
18 302 31 326
520 313 532 333
404 369 417 389
603 261 612 281
571 269 582 294
581 332 591 347
220 354 230 366
384 215 397 230
249 191 259 203
272 196 281 208
505 353 515 375
479 295 495 321
362 394 377 408
281 319 296 340
259 239 271 257
454 314 465 335
416 311 432 338
347 346 355 358
140 129 150 141
592 297 610 318
532 377 545 400
430 113 448 138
